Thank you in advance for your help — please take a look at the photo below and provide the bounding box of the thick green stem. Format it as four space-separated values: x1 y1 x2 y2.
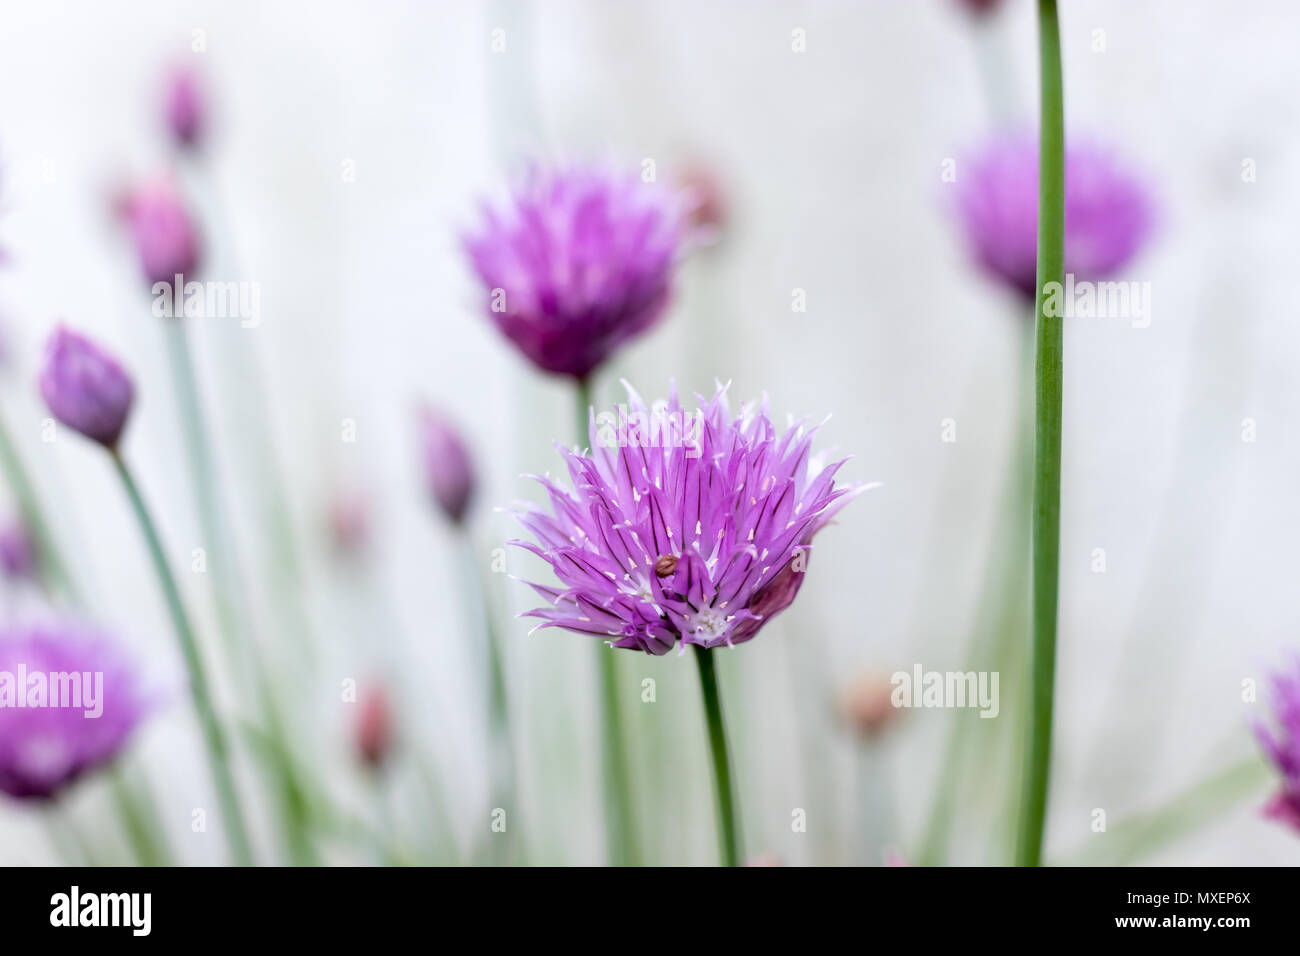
111 452 255 866
576 377 640 865
1015 0 1066 868
695 646 740 866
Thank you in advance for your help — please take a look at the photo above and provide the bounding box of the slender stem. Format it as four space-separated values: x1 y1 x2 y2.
694 646 740 866
111 451 255 866
163 320 317 864
457 531 517 864
0 407 78 601
163 322 243 662
109 765 172 866
576 376 640 866
1015 0 1066 868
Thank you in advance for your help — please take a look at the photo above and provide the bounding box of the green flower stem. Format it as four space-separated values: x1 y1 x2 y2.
163 322 244 663
163 320 317 864
1054 756 1269 866
918 320 1035 866
109 765 173 866
576 376 640 866
111 450 255 866
457 531 518 864
0 407 78 601
694 646 741 867
1015 0 1066 868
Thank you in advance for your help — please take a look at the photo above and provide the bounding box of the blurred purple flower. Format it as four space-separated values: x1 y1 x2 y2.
676 159 728 246
328 489 371 555
954 133 1153 299
418 405 475 525
0 518 36 581
163 65 205 149
955 0 1003 16
119 175 202 287
463 163 686 380
1254 661 1300 832
513 383 867 654
39 326 135 450
355 683 394 770
0 624 148 800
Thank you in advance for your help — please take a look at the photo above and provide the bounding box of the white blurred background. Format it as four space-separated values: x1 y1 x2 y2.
0 0 1297 865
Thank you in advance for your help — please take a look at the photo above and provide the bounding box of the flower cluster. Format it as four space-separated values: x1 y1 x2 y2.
0 624 148 800
1255 661 1300 831
464 164 686 380
513 384 865 654
954 134 1153 299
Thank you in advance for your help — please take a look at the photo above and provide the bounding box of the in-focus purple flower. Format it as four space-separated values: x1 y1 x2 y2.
954 133 1154 299
1254 660 1300 832
163 65 205 149
512 383 867 654
0 623 148 800
418 405 476 525
0 518 36 581
39 326 135 451
463 163 686 381
118 175 202 287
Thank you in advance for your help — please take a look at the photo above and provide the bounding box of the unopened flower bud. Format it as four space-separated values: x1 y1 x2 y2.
0 518 36 580
418 405 475 525
356 685 395 770
839 671 900 739
163 65 205 150
119 176 202 287
39 326 135 451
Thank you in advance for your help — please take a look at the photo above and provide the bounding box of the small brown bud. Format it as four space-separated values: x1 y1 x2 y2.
654 554 679 577
839 671 900 739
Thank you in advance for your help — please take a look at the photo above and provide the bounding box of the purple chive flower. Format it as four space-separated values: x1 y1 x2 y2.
1254 661 1300 832
163 65 205 149
0 624 148 800
463 163 686 381
513 383 867 654
39 326 135 450
118 175 202 286
0 518 36 581
954 133 1153 299
418 405 476 525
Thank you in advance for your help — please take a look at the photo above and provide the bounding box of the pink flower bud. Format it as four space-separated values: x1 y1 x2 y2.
39 326 135 451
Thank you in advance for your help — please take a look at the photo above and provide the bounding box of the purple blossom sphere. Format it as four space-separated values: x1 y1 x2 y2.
119 176 202 287
513 384 867 654
163 65 205 149
418 405 476 525
954 134 1153 299
39 326 135 450
0 624 148 800
463 163 686 381
1254 661 1300 832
